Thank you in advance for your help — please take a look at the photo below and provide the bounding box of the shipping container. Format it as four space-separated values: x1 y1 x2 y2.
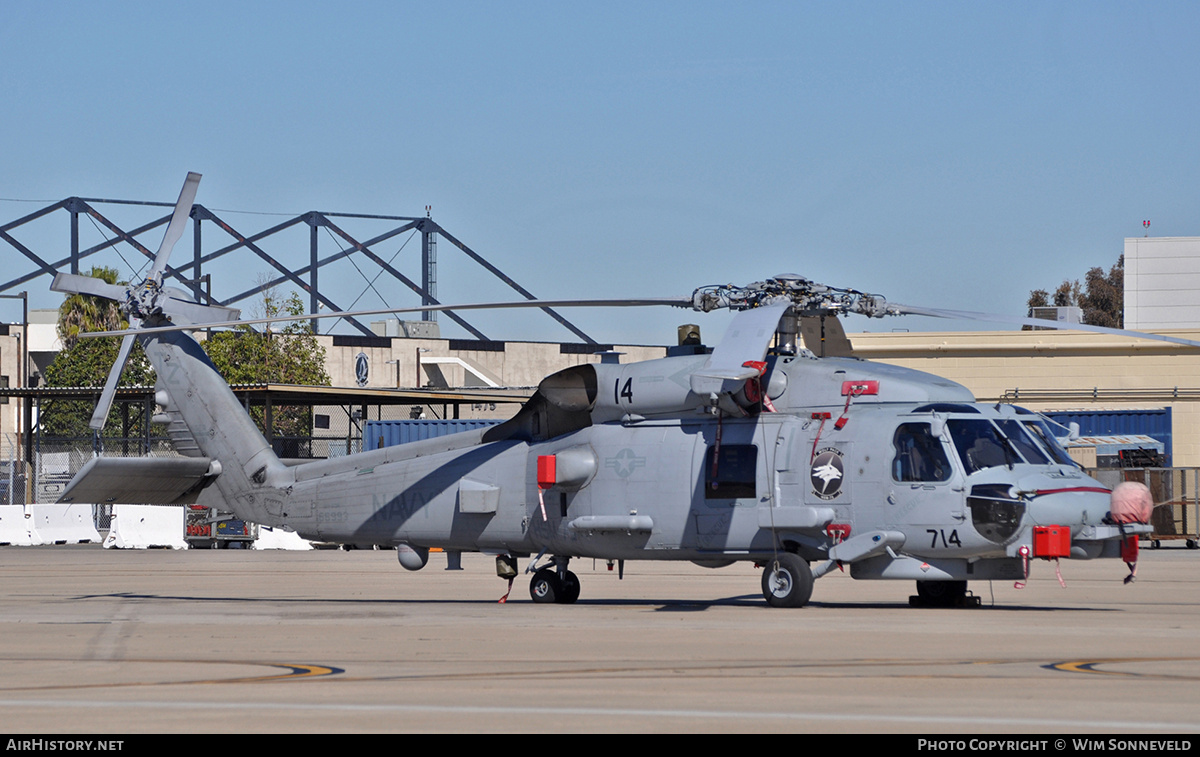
365 419 503 451
1042 408 1172 466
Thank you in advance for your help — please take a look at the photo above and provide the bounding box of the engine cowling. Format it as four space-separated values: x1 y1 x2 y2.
539 357 786 423
539 360 708 423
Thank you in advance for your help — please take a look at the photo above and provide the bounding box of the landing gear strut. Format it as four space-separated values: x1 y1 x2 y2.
529 560 580 604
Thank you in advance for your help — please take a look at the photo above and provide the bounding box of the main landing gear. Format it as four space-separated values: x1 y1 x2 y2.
529 560 581 604
909 579 981 608
761 552 814 608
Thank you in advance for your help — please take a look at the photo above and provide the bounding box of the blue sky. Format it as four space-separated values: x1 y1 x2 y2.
3 1 1199 345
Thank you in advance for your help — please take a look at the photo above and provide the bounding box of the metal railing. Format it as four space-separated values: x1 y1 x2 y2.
1088 467 1200 545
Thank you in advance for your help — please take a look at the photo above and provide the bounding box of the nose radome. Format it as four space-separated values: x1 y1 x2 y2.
1025 486 1113 529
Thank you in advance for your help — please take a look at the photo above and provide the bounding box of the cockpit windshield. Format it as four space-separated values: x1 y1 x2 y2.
1021 419 1079 467
946 417 1065 474
995 419 1051 465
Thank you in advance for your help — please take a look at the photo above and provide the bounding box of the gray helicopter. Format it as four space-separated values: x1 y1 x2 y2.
55 173 1190 608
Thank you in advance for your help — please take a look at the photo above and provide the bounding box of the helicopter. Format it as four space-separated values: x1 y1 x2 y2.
52 172 1191 608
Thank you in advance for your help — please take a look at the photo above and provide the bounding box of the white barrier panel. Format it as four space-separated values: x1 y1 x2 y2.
32 505 100 544
0 505 37 546
103 505 187 550
254 526 314 550
0 505 99 545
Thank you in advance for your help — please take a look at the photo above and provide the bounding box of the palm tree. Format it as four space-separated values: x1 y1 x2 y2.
42 266 153 438
56 266 128 349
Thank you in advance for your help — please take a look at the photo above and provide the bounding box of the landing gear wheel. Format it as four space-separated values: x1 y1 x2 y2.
913 580 968 607
761 553 813 608
529 568 561 604
558 570 581 604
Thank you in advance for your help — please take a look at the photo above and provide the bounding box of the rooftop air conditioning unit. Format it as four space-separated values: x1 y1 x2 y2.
1029 306 1083 330
370 318 442 339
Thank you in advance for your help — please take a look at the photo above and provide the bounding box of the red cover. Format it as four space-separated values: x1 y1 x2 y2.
1033 526 1071 558
1110 481 1153 525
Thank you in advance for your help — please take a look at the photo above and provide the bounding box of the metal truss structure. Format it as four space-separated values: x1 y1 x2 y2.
1 195 596 343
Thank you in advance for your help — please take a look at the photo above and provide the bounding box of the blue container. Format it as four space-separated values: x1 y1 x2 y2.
1042 408 1172 465
365 419 503 451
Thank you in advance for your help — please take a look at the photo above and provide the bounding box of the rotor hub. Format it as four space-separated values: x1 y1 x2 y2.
122 280 166 322
690 276 889 318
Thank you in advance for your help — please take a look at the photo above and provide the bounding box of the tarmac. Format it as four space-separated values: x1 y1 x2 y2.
1 543 1198 734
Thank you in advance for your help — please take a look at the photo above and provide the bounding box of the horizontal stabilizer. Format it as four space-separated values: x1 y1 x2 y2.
58 457 218 505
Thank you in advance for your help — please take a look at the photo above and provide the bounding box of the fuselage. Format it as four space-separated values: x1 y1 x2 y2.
275 352 1120 577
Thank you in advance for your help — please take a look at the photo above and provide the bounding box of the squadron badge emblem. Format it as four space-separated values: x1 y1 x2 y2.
810 448 845 500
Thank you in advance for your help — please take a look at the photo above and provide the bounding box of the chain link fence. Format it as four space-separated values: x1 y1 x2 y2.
308 401 453 458
1 433 29 506
1088 467 1200 545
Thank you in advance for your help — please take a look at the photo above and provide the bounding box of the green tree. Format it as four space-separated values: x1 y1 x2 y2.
41 267 154 439
1026 255 1123 329
1078 258 1123 328
203 289 330 447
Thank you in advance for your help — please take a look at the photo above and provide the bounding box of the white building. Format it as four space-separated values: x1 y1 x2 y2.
1125 236 1200 330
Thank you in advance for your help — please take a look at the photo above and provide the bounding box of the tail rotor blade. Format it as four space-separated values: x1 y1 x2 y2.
89 333 136 431
50 272 126 301
148 172 201 283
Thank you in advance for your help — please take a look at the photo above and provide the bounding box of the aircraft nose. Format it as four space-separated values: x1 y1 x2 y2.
1025 485 1113 528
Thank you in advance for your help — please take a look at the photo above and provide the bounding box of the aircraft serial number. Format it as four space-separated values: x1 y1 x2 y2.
927 528 961 549
615 378 633 404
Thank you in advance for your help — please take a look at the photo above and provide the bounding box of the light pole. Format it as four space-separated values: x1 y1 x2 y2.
0 292 28 467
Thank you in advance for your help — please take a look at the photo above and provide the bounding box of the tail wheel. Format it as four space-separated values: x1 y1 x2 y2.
761 552 813 608
529 568 561 604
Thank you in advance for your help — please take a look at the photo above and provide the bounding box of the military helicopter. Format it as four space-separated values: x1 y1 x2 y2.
53 173 1192 608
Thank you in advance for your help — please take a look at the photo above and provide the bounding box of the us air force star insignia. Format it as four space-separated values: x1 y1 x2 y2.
810 448 845 500
605 448 646 478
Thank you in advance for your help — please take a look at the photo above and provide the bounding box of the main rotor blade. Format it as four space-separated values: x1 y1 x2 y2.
889 302 1200 348
148 172 201 283
89 332 136 431
80 296 694 338
50 272 127 301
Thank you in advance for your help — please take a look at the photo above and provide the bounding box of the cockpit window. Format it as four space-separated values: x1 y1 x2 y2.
1022 419 1079 467
995 419 1051 465
947 419 1017 474
892 423 952 482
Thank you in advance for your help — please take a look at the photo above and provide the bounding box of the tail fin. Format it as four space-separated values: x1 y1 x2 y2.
145 327 290 525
